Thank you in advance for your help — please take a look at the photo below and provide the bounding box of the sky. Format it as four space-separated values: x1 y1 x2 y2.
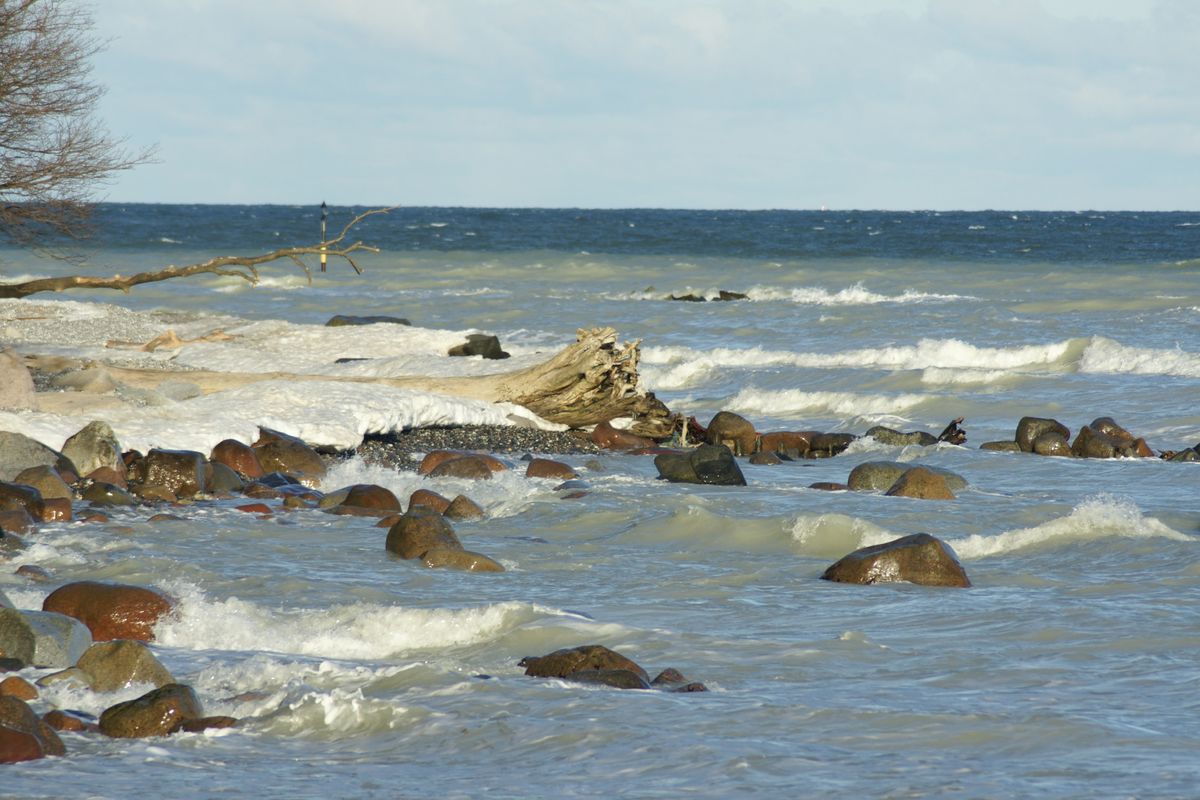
89 0 1199 210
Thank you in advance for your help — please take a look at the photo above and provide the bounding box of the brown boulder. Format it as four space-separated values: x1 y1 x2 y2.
41 709 93 733
564 669 651 690
809 482 849 491
407 489 451 514
75 639 175 692
428 455 496 480
519 644 648 681
525 458 578 480
748 451 781 465
209 439 264 479
884 467 956 500
12 465 72 501
0 695 64 760
807 432 858 457
88 466 128 489
252 428 326 485
1016 416 1070 453
705 411 758 456
42 581 173 642
136 449 207 498
821 533 971 588
759 431 815 457
1032 432 1072 457
335 484 402 514
0 481 44 523
590 421 655 450
420 548 505 572
0 676 37 701
98 683 203 738
444 494 485 521
385 507 463 559
1071 425 1124 458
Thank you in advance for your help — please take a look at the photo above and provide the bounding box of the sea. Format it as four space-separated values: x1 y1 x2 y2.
1 205 1198 798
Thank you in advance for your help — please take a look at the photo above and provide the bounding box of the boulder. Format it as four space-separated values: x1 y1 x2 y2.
590 420 655 450
705 411 757 456
60 420 124 478
564 669 651 690
1090 416 1136 444
1016 417 1070 453
525 458 578 480
135 448 207 498
865 426 938 447
333 484 402 515
847 461 967 492
519 644 648 682
0 510 33 535
209 439 264 479
1032 432 1072 457
884 466 956 500
0 432 76 482
88 465 127 488
385 507 463 559
1071 425 1123 458
0 608 92 668
821 533 971 588
12 465 72 501
444 494 485 521
448 333 509 359
420 450 507 476
41 710 94 734
75 639 175 692
206 461 245 494
807 432 858 457
42 581 174 642
0 481 45 522
407 488 451 514
252 428 326 485
759 431 815 457
81 481 135 506
420 548 505 572
98 683 203 738
748 451 782 465
326 314 411 327
654 444 746 486
0 696 65 761
0 349 35 411
980 440 1022 452
428 455 497 480
0 676 37 701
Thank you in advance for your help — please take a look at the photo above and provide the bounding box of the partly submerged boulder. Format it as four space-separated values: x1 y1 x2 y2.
98 683 203 738
654 444 746 486
42 581 174 642
821 533 971 588
847 461 967 493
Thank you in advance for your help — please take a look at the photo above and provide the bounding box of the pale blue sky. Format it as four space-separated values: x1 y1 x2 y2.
91 0 1198 209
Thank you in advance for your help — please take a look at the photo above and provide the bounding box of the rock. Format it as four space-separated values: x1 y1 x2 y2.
334 484 402 514
1032 432 1072 457
0 676 37 701
98 683 203 738
60 420 124 478
41 710 94 733
206 461 244 494
847 461 967 492
134 448 207 498
650 668 708 692
748 451 781 465
35 668 88 689
1090 416 1136 444
252 428 326 485
0 432 76 482
175 715 238 733
716 290 748 301
0 510 33 536
419 450 507 475
325 314 411 327
51 366 117 393
448 333 509 359
0 349 35 411
444 494 485 521
519 644 648 681
407 489 451 514
75 640 175 692
209 439 264 479
980 441 1022 452
0 481 44 522
88 465 127 488
668 293 706 302
16 565 51 583
654 444 747 486
0 696 65 761
42 581 174 642
564 669 651 690
12 465 71 501
807 432 858 457
1016 417 1070 453
884 466 956 500
759 431 815 457
1167 448 1199 463
821 533 971 588
385 507 463 559
525 458 578 480
420 548 505 572
590 420 655 450
40 497 71 521
865 426 938 447
428 455 496 480
0 658 22 672
705 411 757 456
0 608 92 668
809 482 849 491
1071 425 1124 458
82 481 136 506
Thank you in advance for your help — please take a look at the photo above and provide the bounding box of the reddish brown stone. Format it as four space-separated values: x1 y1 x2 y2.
252 428 326 484
705 411 758 456
385 507 462 559
0 696 64 759
0 509 34 535
99 683 203 738
137 449 207 498
759 431 816 455
822 533 971 588
0 482 44 523
408 489 451 514
809 482 849 492
87 466 127 489
525 458 578 480
419 451 507 476
519 644 649 682
42 581 174 642
78 512 109 523
209 439 264 479
0 725 45 763
0 676 37 701
39 497 72 522
174 715 237 733
375 513 403 528
339 484 401 513
427 456 496 480
41 709 92 733
235 503 273 515
590 420 654 450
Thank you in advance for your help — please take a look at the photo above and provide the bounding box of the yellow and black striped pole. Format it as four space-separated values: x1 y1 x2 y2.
320 201 328 272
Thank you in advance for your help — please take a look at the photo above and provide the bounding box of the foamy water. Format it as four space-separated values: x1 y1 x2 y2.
2 207 1199 798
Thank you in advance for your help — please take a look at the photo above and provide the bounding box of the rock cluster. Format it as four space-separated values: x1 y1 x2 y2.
981 415 1163 459
519 644 707 692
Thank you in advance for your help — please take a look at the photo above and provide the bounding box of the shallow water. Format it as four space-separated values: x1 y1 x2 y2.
1 207 1199 798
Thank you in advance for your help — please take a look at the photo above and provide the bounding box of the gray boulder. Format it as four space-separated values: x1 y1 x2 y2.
75 640 175 692
1016 417 1070 453
654 444 746 486
0 608 92 668
865 426 938 447
847 461 967 492
0 349 35 411
0 432 76 482
61 420 124 478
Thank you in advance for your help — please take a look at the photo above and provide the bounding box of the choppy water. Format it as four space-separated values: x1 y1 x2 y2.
2 206 1199 798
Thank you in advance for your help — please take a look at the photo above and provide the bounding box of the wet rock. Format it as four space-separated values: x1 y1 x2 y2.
0 509 34 535
884 466 956 500
99 683 203 738
206 461 245 494
564 668 651 690
252 428 326 485
75 639 175 692
326 314 411 327
866 426 938 447
748 451 782 466
420 548 505 572
1071 425 1123 458
520 644 649 681
654 444 747 486
385 507 463 559
650 668 708 692
448 333 509 359
175 715 237 733
0 482 44 523
980 441 1022 452
1016 417 1071 453
420 450 508 476
590 420 655 450
809 482 849 491
716 290 748 301
42 581 174 642
0 608 92 668
525 458 578 480
0 349 35 411
209 439 264 479
0 696 65 761
88 465 127 489
15 565 51 583
807 432 858 458
0 431 76 483
332 484 402 515
12 465 72 501
131 483 177 503
407 488 451 514
705 411 758 456
444 494 485 521
1032 432 1072 457
41 709 95 734
134 448 207 498
61 420 124 479
428 455 497 480
821 533 971 588
847 461 967 492
0 676 37 701
759 431 815 457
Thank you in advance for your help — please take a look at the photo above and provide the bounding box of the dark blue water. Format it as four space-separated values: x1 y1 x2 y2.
76 205 1200 264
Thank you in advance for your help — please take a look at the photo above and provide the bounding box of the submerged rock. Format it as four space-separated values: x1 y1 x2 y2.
385 507 463 559
99 683 203 738
654 444 747 486
821 533 971 588
520 644 649 681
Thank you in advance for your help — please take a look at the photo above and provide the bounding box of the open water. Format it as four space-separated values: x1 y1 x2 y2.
1 206 1199 798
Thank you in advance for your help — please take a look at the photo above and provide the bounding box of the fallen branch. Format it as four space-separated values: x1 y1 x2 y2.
0 208 392 299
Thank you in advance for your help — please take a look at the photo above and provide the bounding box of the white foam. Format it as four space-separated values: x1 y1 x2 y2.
725 387 931 419
790 513 896 558
747 282 969 305
1078 336 1200 379
952 495 1193 559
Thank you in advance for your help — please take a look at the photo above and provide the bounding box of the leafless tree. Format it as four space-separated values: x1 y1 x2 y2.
0 0 150 245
